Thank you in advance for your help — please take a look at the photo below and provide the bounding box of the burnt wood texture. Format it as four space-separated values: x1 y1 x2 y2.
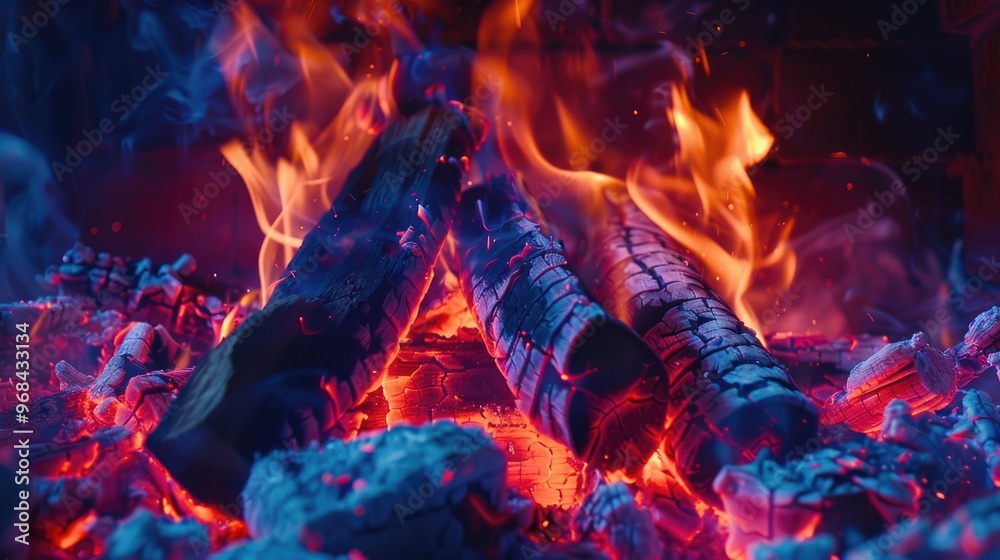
451 173 670 477
148 103 483 505
583 188 820 504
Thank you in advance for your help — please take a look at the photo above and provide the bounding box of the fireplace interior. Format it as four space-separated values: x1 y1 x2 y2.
2 0 1000 559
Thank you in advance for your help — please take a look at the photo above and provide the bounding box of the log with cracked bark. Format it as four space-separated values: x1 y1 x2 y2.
148 103 484 506
823 306 1000 434
450 173 671 478
948 305 1000 385
581 187 820 504
822 333 956 433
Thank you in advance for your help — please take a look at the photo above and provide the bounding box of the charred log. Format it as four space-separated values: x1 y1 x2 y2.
823 333 956 433
824 307 1000 433
948 305 1000 385
583 188 819 504
240 422 511 559
636 451 705 546
451 173 670 477
148 103 484 506
89 323 179 400
574 482 663 560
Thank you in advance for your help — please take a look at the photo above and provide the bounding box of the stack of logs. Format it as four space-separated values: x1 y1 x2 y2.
5 97 1000 560
145 97 998 530
146 103 824 508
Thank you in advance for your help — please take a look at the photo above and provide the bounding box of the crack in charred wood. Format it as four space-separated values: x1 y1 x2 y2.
451 173 670 477
578 187 820 505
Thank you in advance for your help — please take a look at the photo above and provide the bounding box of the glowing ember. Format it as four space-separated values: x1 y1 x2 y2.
3 1 999 559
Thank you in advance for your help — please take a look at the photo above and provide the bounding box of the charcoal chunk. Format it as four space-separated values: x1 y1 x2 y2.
105 509 211 560
242 422 511 559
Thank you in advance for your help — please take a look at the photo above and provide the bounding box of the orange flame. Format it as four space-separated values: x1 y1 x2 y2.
218 290 261 341
212 3 400 302
58 511 97 549
475 0 620 216
215 0 795 334
628 86 795 338
475 0 791 337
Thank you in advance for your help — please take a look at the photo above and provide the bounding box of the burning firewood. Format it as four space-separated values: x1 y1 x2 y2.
116 370 191 436
450 173 670 477
766 332 889 401
583 188 819 503
823 333 956 433
1 296 126 387
824 306 1000 434
949 305 1000 385
0 317 183 448
635 450 705 547
381 329 590 507
766 333 888 374
0 308 237 557
40 243 230 351
58 321 181 429
89 322 179 400
148 102 485 506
